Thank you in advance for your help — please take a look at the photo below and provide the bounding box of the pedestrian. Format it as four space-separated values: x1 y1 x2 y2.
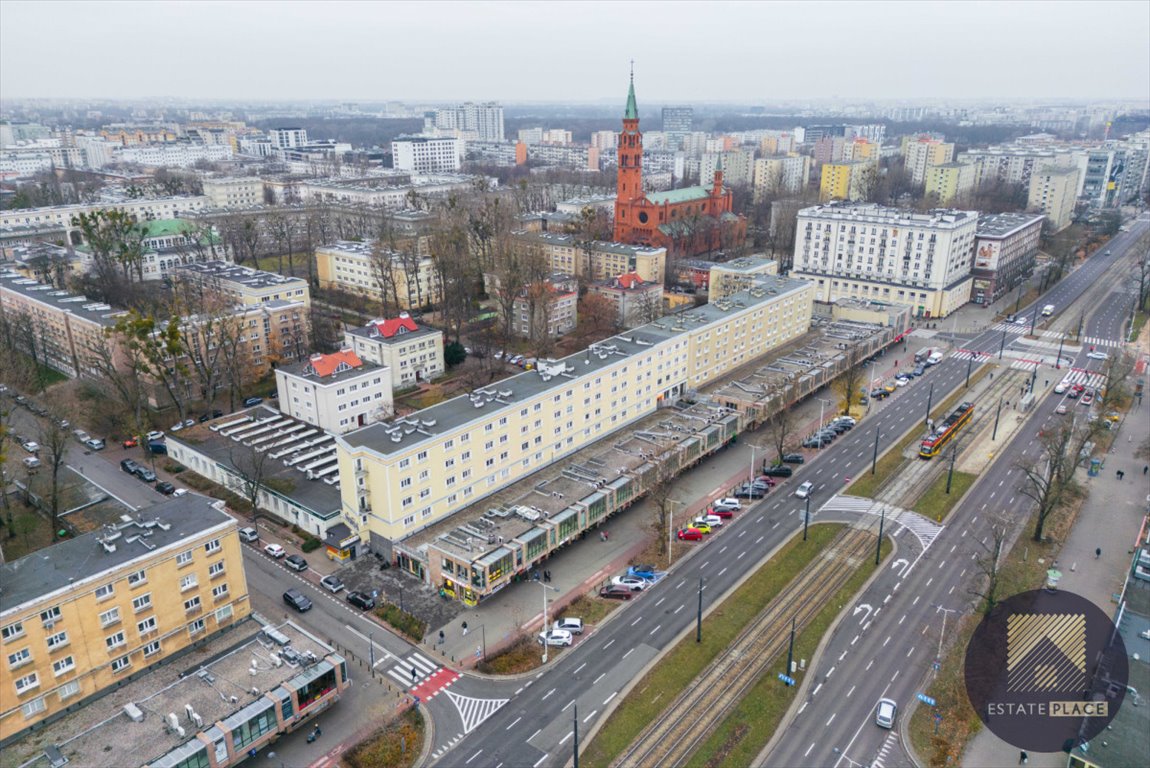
1096 548 1101 559
462 621 468 637
1020 750 1028 764
1143 465 1148 475
545 569 552 583
438 629 445 645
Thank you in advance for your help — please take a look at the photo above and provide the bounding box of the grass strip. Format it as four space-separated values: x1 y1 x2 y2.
913 470 978 522
344 706 424 768
686 536 893 768
580 523 844 768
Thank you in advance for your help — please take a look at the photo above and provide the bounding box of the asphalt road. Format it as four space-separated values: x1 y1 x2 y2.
437 217 1148 768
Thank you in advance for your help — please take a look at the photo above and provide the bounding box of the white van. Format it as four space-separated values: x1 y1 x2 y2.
927 351 944 366
1041 304 1054 317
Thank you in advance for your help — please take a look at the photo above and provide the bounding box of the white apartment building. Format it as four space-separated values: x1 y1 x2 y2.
275 349 393 433
0 150 54 178
753 155 810 199
0 197 209 245
269 128 308 149
202 177 264 208
391 136 463 173
114 143 233 168
792 203 979 318
700 151 754 187
1027 165 1079 232
315 240 442 309
903 138 955 185
511 276 578 339
343 313 445 391
434 102 504 142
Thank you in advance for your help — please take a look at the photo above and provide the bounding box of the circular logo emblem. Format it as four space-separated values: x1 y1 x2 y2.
964 590 1128 752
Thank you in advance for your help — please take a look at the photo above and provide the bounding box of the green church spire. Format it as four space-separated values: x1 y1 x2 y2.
625 61 638 120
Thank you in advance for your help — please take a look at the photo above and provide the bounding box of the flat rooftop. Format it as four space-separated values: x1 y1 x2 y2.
0 270 129 329
710 255 777 274
511 230 665 255
340 278 811 458
0 496 234 618
167 406 341 518
175 260 306 291
975 212 1045 238
798 202 978 228
5 619 334 768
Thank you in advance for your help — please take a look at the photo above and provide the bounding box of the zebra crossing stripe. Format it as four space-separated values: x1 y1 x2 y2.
387 652 440 686
446 690 509 734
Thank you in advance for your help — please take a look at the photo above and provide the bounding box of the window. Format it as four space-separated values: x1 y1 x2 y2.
2 622 25 642
7 648 31 669
132 594 152 613
399 458 410 469
189 618 206 636
99 607 121 628
15 672 39 694
137 616 157 635
46 631 68 651
106 631 126 651
143 640 162 657
417 450 428 462
400 477 412 488
52 656 75 676
215 605 233 623
40 606 61 626
212 584 229 600
111 655 131 673
95 583 115 601
58 680 80 701
21 697 46 719
128 570 147 587
184 595 202 613
209 561 225 578
176 549 193 567
180 574 198 591
204 539 221 555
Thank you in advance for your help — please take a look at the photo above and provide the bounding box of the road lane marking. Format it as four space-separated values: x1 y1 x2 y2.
755 536 764 544
542 688 555 700
506 716 521 730
623 649 634 659
883 635 891 647
912 596 920 606
655 597 665 607
529 729 542 741
899 614 906 625
718 567 728 577
583 709 598 723
631 617 642 626
593 673 606 684
813 683 823 696
533 755 547 768
603 639 614 650
559 731 574 745
649 624 661 636
573 662 586 675
907 645 915 657
604 691 617 705
851 635 859 645
466 750 484 764
562 700 575 712
805 743 816 757
674 604 684 614
848 685 856 697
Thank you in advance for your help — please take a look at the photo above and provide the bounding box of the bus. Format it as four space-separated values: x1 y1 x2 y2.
919 402 975 459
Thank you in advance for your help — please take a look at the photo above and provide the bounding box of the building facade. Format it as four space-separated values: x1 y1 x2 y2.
391 136 463 173
314 240 441 310
275 350 393 434
1027 165 1079 232
587 272 664 328
174 261 310 307
434 102 504 142
924 161 977 206
903 137 955 185
343 313 445 391
0 497 250 742
792 203 979 318
511 276 578 339
819 160 873 202
509 231 666 285
202 177 264 209
970 212 1045 305
753 154 810 200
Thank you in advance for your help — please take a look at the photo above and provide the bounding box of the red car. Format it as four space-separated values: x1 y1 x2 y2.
122 436 139 448
599 585 634 600
677 527 704 541
710 506 734 519
755 475 778 487
1067 384 1084 399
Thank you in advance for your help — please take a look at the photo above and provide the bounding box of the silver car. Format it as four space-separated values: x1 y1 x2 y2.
875 698 897 729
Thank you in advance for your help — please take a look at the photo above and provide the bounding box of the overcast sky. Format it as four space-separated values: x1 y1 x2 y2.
2 0 1148 103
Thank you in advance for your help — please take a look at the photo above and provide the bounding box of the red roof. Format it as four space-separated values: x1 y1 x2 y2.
372 313 419 338
616 272 644 289
306 349 363 378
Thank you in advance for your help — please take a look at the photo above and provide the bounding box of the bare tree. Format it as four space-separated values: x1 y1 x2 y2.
969 514 1010 616
766 406 798 464
1099 351 1135 413
0 398 16 534
35 407 73 542
831 347 866 415
230 441 273 523
1015 418 1100 542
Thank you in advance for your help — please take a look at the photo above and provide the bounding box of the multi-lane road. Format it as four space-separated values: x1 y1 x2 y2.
435 216 1148 768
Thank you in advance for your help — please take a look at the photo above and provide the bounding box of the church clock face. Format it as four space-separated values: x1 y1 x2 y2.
638 211 649 223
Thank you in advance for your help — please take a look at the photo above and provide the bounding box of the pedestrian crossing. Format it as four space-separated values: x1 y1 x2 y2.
1082 335 1121 348
444 689 509 734
1058 368 1108 390
387 650 443 688
871 730 899 768
989 321 1028 333
1010 358 1041 373
950 349 993 362
820 495 944 551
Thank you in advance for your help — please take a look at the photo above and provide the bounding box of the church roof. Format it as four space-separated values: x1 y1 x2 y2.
645 186 711 205
625 77 639 120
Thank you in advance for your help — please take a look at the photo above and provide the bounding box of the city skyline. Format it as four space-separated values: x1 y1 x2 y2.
1 0 1148 103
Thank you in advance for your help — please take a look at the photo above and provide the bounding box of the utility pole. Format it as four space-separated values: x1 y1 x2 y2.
1056 334 1065 370
946 443 958 494
1029 301 1039 336
696 577 704 643
368 632 375 677
875 506 885 566
804 494 811 540
992 398 1003 441
871 428 880 475
786 615 796 676
999 327 1007 360
965 353 974 388
1076 313 1084 340
573 704 579 768
924 382 934 426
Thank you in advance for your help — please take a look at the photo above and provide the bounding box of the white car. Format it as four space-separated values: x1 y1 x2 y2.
693 514 723 528
320 575 345 593
538 629 573 647
553 617 585 635
611 576 649 592
21 441 39 454
146 430 164 442
1053 382 1068 394
1086 351 1109 361
22 456 41 469
875 698 898 729
263 543 286 558
712 498 742 512
894 376 909 387
794 481 815 499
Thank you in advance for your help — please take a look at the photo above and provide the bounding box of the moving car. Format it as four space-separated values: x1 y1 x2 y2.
611 576 649 591
285 554 308 572
599 585 634 600
794 481 815 499
676 527 704 541
538 629 573 647
320 575 344 593
264 543 286 558
554 617 585 634
1055 404 1069 415
283 589 312 613
1087 351 1109 361
1067 384 1084 399
155 481 176 495
875 698 898 729
347 591 376 610
1053 382 1068 394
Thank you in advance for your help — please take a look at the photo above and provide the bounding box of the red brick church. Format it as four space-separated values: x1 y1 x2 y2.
613 73 746 258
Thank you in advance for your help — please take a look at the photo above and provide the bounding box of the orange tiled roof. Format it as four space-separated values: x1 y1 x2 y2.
616 272 644 289
373 314 419 338
306 349 363 377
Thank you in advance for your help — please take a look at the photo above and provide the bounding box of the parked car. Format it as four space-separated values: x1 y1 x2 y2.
155 481 176 495
762 464 794 477
73 428 91 442
145 430 164 442
147 441 167 455
121 459 140 474
677 527 704 541
694 513 724 528
875 698 898 729
712 498 741 512
320 575 345 593
134 468 157 483
21 441 39 453
709 505 735 518
599 584 634 600
553 617 585 634
894 376 910 387
628 564 659 580
211 409 224 419
285 554 308 572
690 521 713 535
264 543 286 558
801 436 830 449
612 576 649 591
836 416 857 427
782 453 806 464
754 476 776 487
883 383 897 393
871 388 890 400
538 629 573 647
794 481 815 499
85 438 106 450
735 484 766 499
913 365 926 377
171 422 186 433
238 527 259 543
283 589 312 613
22 456 40 470
347 590 376 610
199 413 212 423
122 436 139 448
243 397 264 407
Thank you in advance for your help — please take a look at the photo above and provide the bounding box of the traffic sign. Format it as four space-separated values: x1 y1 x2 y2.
917 693 937 707
778 673 795 686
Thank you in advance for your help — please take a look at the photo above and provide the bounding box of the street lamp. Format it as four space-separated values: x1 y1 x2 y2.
748 442 768 483
537 582 559 664
817 397 832 451
667 498 683 568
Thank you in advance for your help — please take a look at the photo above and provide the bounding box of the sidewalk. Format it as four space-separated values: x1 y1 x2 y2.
961 399 1150 768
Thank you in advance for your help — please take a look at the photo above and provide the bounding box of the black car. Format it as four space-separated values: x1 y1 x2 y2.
155 481 176 495
283 589 312 612
121 458 140 474
762 464 794 477
212 409 224 419
871 389 890 400
735 484 766 499
198 413 211 423
781 453 805 464
243 397 263 407
346 591 376 611
135 467 157 483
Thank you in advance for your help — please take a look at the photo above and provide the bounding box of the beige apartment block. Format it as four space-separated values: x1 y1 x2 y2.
0 497 250 742
753 154 810 201
924 161 977 206
174 261 310 307
707 256 779 301
201 176 264 209
343 312 445 391
904 137 955 185
587 272 664 328
315 240 441 310
333 276 815 546
509 231 666 285
1028 165 1079 232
